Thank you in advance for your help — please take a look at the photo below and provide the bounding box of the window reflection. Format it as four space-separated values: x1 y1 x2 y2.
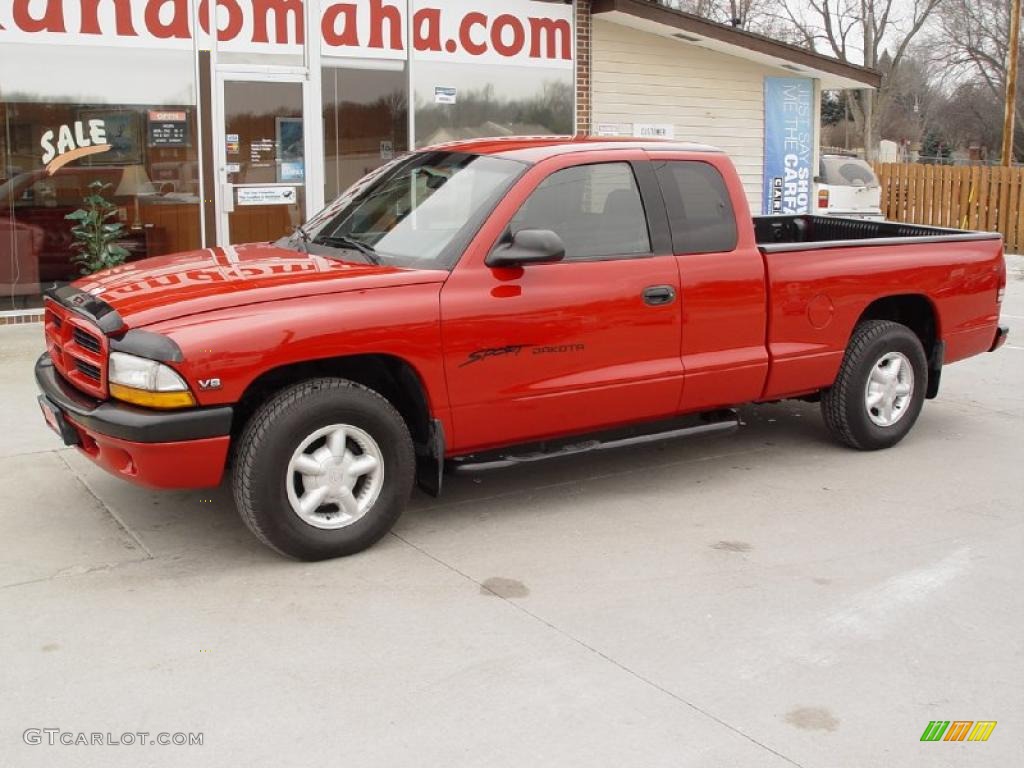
413 62 573 147
0 44 200 310
322 63 409 201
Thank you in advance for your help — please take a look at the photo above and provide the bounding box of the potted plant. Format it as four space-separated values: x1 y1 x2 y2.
65 181 131 275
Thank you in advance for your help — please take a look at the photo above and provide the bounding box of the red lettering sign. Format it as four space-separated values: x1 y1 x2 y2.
0 0 573 67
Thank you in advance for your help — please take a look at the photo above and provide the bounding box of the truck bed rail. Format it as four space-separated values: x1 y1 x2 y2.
755 214 1002 253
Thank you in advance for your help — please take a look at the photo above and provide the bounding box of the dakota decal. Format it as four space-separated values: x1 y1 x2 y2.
460 343 585 367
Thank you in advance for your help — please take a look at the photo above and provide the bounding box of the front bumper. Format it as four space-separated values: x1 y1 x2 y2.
991 325 1009 352
35 354 232 489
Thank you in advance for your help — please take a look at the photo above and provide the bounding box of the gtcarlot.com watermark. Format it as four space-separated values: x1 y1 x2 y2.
23 729 203 747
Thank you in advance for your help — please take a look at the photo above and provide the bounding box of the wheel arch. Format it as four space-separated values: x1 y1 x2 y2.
854 294 939 359
852 294 942 398
232 353 435 454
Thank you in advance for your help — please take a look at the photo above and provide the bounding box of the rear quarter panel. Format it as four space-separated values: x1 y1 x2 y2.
761 237 1004 400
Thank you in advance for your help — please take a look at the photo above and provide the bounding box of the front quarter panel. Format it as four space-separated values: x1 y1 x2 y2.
148 282 448 414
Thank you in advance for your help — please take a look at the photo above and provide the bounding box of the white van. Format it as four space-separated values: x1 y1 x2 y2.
816 155 884 220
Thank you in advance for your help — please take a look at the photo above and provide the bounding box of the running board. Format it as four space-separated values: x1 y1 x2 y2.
450 409 740 472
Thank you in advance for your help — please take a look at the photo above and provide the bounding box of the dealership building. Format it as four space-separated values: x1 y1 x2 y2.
0 0 877 311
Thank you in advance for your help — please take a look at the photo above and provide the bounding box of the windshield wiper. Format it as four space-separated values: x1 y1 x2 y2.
314 234 381 265
290 224 312 254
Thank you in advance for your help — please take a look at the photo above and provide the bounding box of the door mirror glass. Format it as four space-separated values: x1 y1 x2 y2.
487 229 565 268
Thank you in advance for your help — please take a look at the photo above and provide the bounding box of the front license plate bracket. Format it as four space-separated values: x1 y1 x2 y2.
38 395 80 447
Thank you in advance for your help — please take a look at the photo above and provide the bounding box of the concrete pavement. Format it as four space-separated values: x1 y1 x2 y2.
1 259 1022 767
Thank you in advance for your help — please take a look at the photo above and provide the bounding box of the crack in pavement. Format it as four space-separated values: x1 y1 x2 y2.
55 450 155 559
1 556 154 591
389 530 807 768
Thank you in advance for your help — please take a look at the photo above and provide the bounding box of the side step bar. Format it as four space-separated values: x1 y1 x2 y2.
449 409 740 473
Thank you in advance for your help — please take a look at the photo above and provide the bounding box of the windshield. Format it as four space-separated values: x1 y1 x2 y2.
285 151 524 270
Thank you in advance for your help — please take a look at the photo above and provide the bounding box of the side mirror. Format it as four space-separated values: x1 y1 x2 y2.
486 229 565 268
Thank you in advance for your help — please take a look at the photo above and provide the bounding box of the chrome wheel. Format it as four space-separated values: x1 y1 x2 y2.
865 351 914 427
286 424 384 530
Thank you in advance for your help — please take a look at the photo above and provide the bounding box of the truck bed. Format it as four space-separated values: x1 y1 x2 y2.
754 214 1002 252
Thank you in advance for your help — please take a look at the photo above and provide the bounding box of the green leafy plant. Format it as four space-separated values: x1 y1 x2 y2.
65 181 130 275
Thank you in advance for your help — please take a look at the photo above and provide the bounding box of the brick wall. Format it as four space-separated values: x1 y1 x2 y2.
575 0 592 135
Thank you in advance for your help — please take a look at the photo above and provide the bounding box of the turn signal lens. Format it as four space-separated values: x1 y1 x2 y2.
817 189 830 209
109 383 197 410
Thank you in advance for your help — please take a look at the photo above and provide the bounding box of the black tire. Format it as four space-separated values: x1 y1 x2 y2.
233 378 415 560
821 320 928 450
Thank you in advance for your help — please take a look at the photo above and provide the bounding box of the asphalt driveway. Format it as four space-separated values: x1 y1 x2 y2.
1 258 1022 767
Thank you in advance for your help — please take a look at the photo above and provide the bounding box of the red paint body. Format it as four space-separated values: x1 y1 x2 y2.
46 138 1006 488
69 416 230 489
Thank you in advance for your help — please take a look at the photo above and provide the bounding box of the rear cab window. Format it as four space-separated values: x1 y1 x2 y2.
654 161 738 254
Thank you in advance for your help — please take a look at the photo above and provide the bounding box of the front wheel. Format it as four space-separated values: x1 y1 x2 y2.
821 320 928 450
233 378 415 560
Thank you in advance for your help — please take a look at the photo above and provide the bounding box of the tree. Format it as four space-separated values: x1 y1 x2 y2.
875 50 937 145
661 0 796 38
768 0 943 159
928 0 1024 157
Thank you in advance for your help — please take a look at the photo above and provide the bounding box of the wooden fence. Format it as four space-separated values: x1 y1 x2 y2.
873 163 1024 252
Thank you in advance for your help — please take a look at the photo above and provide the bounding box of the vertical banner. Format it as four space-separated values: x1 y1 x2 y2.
763 77 813 215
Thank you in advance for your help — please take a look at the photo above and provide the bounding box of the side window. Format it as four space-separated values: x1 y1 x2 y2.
509 162 651 261
656 161 738 254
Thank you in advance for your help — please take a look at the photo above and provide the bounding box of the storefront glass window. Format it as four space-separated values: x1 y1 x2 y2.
1 44 200 310
412 62 573 148
322 62 409 201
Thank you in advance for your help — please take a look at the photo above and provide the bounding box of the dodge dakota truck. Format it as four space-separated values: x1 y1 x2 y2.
36 137 1009 560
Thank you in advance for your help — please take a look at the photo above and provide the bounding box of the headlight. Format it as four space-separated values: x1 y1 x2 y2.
108 352 196 409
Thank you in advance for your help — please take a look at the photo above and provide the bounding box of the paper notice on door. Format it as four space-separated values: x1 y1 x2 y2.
237 186 297 206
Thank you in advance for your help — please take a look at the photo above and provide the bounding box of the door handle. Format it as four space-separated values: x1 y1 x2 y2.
643 285 676 306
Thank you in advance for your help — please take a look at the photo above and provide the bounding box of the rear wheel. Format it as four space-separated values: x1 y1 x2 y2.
821 320 927 450
233 378 415 560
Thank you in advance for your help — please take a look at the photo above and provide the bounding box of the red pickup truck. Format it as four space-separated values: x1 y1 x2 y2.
36 137 1009 560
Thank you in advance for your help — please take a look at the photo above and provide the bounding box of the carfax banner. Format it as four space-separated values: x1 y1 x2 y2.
763 76 813 215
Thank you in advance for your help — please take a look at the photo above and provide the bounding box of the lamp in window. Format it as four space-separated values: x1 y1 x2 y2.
115 164 156 230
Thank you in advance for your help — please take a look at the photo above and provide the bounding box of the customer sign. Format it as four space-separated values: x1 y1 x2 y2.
763 77 813 215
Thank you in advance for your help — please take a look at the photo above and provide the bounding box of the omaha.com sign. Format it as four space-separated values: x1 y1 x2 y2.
763 77 813 215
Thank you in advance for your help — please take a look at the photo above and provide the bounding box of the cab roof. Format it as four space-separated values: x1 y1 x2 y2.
420 135 724 164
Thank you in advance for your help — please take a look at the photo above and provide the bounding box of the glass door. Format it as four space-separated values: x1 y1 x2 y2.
216 74 307 245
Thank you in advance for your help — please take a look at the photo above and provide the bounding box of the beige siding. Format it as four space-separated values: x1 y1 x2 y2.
592 19 812 213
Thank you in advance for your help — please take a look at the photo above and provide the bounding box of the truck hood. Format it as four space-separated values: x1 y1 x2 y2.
73 243 449 328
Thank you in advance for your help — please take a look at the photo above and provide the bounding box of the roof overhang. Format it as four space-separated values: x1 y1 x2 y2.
590 0 881 91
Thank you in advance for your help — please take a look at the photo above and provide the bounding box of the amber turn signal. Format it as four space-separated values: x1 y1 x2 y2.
109 383 197 410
